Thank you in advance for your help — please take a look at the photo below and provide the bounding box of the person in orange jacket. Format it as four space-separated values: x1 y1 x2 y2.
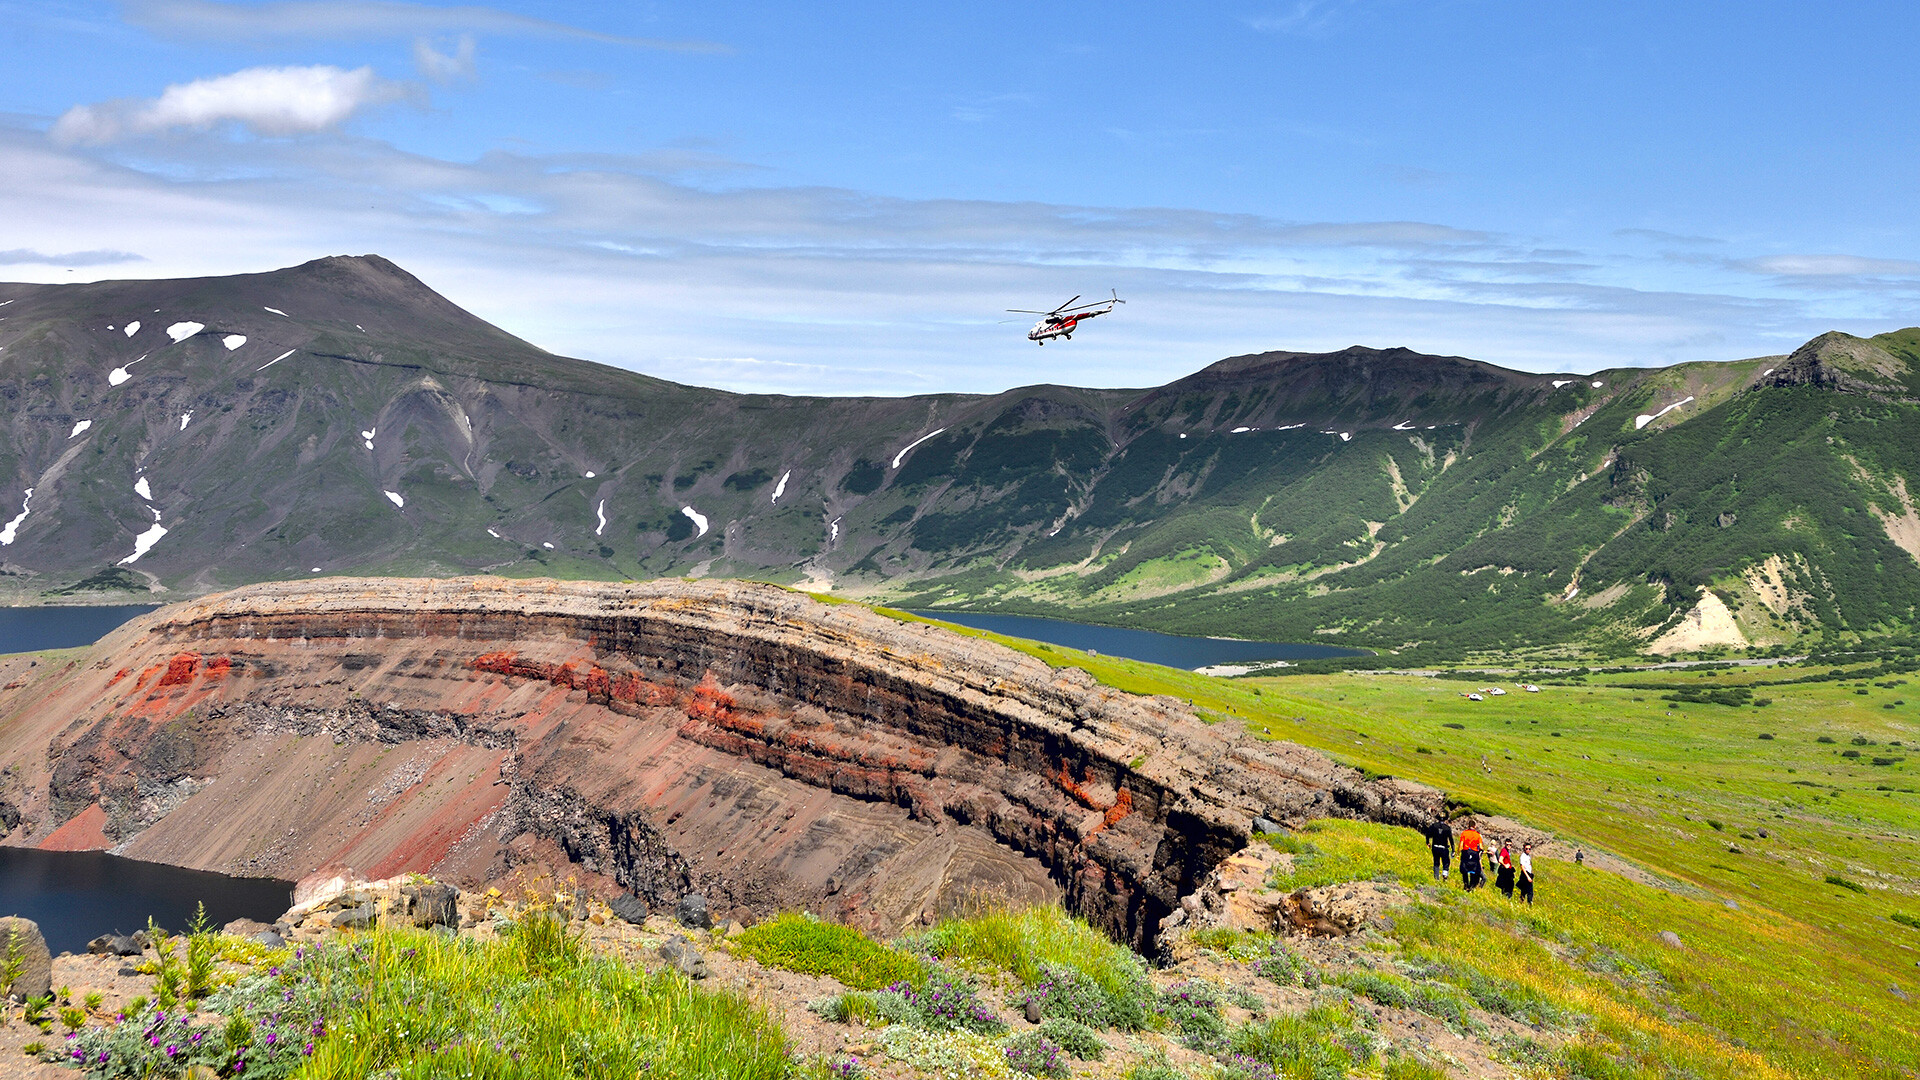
1458 821 1485 890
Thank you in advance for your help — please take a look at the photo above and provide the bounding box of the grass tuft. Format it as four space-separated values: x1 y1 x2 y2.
730 913 925 990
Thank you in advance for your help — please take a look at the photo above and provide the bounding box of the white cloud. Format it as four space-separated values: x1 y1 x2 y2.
3 125 1905 396
414 35 477 83
50 66 411 144
125 0 726 52
0 248 145 265
1740 254 1920 278
1248 0 1361 36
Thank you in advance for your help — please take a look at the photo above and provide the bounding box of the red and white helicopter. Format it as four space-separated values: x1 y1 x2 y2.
1008 291 1124 344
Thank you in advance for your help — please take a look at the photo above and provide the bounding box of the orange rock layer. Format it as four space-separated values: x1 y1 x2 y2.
0 577 1442 947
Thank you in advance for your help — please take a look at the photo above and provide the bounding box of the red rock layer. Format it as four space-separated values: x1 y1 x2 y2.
0 578 1442 947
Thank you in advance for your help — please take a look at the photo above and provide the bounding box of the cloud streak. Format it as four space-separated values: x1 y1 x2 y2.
51 65 411 143
0 248 146 266
125 0 728 52
414 35 477 83
4 125 1907 395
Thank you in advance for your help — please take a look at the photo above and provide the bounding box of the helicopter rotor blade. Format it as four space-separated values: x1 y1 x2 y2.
1050 295 1082 314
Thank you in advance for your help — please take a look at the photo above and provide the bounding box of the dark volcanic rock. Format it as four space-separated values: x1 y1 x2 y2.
675 893 712 931
87 934 141 957
401 883 460 929
608 894 649 925
658 935 709 979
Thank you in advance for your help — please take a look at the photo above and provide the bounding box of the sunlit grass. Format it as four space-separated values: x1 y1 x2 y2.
729 912 926 990
296 921 790 1080
887 611 1920 1078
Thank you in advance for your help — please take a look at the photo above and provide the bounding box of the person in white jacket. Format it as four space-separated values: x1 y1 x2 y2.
1517 843 1536 905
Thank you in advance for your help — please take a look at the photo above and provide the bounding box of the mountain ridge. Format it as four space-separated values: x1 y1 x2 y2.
1 255 1916 659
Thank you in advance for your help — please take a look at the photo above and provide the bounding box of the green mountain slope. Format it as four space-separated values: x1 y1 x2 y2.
1 255 1916 658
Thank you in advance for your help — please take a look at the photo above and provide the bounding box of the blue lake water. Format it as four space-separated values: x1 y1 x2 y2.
0 604 156 654
907 610 1367 669
0 847 291 955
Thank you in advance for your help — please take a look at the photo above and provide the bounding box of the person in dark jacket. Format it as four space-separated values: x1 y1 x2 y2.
1426 818 1454 882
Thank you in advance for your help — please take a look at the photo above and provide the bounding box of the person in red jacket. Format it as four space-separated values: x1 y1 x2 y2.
1495 841 1516 898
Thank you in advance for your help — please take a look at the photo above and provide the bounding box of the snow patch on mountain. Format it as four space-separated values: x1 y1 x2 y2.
0 489 33 545
118 524 168 565
891 428 947 469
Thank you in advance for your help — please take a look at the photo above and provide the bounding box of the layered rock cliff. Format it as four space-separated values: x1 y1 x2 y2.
0 578 1441 948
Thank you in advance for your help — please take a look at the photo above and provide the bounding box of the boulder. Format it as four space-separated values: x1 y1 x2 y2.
400 882 460 929
0 916 52 1000
251 930 285 948
223 918 271 937
608 894 649 925
292 864 365 908
1251 816 1283 835
675 893 712 930
1659 931 1683 949
87 934 141 957
332 903 377 930
658 935 709 979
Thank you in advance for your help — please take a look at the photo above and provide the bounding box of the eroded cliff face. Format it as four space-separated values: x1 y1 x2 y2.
0 578 1441 947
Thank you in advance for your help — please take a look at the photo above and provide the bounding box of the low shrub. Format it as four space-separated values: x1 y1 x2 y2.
1155 979 1229 1052
1227 1004 1363 1079
914 907 1153 1030
1824 874 1865 893
1002 1030 1068 1077
732 913 925 990
1892 913 1920 930
1382 1050 1453 1079
1250 949 1301 986
1035 1017 1105 1060
876 1025 1016 1080
885 967 1005 1034
1406 956 1572 1028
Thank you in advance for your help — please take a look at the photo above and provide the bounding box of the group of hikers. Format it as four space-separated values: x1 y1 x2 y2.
1423 817 1534 903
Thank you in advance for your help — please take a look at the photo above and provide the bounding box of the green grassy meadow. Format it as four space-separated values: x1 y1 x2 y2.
888 609 1920 1079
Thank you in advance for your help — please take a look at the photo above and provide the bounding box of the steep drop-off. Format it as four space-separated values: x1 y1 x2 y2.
0 578 1439 947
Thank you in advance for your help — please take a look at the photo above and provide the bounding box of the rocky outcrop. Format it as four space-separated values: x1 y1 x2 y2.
1765 332 1914 401
0 577 1442 950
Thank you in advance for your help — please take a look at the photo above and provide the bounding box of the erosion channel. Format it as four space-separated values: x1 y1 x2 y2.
0 578 1441 950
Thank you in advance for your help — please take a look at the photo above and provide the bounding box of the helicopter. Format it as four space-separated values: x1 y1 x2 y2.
1007 291 1124 344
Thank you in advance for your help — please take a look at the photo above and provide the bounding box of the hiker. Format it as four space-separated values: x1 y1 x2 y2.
1495 841 1516 899
1458 821 1484 890
1518 843 1535 905
1425 816 1454 882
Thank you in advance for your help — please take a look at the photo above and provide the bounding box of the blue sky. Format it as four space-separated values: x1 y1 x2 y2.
3 1 1918 394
